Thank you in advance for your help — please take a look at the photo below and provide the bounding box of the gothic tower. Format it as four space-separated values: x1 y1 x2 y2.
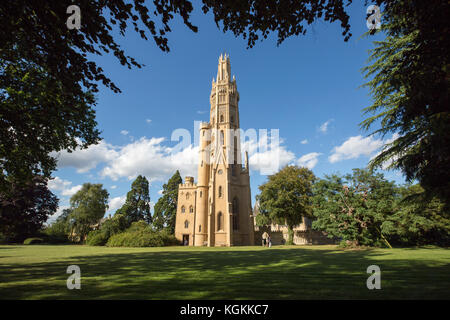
174 54 255 246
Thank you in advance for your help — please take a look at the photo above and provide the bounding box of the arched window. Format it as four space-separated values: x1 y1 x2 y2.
218 186 223 198
200 191 202 197
232 197 239 230
186 192 190 200
220 114 224 122
189 205 194 213
220 130 224 146
217 212 223 231
181 206 185 213
184 220 189 229
198 225 201 232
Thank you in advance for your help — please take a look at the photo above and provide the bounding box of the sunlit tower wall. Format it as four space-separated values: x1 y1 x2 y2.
194 122 211 246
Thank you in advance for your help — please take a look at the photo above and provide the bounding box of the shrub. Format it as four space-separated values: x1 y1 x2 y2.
0 233 6 244
101 213 129 238
127 220 150 232
43 220 70 244
86 230 109 246
107 231 156 247
23 237 44 245
106 222 180 247
159 228 181 246
85 213 129 246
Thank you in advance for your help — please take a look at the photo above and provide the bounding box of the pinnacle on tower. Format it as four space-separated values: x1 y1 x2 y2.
217 53 231 81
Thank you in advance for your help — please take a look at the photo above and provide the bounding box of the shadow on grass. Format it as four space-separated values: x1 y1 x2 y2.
0 247 449 300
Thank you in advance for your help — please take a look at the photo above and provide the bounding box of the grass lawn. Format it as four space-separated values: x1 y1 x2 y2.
0 244 449 299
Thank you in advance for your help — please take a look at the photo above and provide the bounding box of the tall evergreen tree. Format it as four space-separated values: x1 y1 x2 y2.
361 0 450 208
153 171 182 233
117 175 151 224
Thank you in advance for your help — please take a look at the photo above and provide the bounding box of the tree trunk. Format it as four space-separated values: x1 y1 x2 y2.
287 226 294 245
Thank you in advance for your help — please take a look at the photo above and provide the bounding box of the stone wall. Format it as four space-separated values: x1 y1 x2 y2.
254 226 336 246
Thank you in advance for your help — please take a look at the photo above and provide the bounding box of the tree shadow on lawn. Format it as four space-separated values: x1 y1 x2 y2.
0 247 449 300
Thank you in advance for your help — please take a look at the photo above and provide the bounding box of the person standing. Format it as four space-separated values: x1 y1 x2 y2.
262 231 268 247
268 235 272 248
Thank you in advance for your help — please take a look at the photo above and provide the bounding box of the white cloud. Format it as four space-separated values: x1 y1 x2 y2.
146 119 152 124
53 140 118 173
318 119 333 133
54 131 300 182
297 152 322 169
101 137 198 182
329 135 384 163
48 176 82 197
54 137 198 183
158 189 164 195
197 110 207 114
110 185 117 189
121 130 129 136
242 138 295 175
62 185 82 197
108 195 126 213
300 139 308 145
48 176 72 192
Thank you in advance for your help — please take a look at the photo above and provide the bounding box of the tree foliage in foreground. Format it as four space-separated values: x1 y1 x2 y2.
0 60 101 195
256 166 315 245
0 0 354 192
69 183 109 242
362 0 450 208
153 170 182 233
312 169 397 247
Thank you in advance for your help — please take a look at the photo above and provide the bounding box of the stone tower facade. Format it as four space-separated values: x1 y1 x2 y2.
174 54 255 246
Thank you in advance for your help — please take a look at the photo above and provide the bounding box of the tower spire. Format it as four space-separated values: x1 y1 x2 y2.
217 53 231 81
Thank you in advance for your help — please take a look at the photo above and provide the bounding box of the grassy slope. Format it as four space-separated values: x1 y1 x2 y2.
0 245 448 299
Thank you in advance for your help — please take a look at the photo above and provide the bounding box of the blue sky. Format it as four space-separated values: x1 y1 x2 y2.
48 2 403 220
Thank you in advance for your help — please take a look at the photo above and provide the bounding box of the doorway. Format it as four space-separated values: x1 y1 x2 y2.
182 234 189 246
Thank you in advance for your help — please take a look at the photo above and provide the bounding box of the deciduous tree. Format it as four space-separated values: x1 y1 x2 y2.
256 166 315 245
1 0 355 193
69 183 109 242
0 176 58 242
312 169 397 247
